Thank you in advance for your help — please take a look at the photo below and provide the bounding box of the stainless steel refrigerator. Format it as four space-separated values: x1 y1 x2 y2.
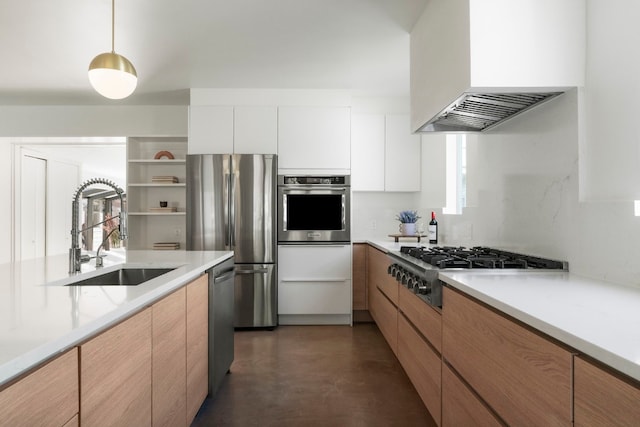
186 154 277 328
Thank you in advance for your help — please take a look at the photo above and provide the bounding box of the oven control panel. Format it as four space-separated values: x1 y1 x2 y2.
280 175 349 185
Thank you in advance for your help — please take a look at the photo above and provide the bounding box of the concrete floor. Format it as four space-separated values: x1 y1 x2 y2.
191 323 436 427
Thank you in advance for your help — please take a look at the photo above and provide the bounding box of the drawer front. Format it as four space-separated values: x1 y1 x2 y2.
398 284 442 353
574 356 640 427
398 313 441 425
442 363 503 427
443 287 572 427
0 348 78 427
371 286 398 355
368 246 398 305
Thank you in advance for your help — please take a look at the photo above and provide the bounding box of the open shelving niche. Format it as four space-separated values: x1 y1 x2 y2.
126 136 188 250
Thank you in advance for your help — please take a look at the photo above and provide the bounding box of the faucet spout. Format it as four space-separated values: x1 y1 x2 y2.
69 178 127 273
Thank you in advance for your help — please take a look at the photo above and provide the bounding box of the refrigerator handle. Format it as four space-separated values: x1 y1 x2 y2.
229 172 236 250
224 172 231 249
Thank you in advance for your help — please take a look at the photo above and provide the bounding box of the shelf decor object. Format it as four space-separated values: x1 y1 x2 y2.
153 151 175 159
151 176 179 184
88 0 137 99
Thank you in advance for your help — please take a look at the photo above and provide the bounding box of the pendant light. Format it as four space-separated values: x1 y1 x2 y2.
88 0 137 99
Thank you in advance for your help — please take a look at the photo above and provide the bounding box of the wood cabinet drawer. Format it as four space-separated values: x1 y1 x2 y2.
398 283 442 353
0 348 78 427
442 363 502 427
442 287 572 426
398 313 441 425
80 308 152 427
371 287 398 355
352 243 367 310
574 355 640 426
368 246 398 305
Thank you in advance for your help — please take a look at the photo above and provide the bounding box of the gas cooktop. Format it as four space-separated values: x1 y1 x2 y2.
398 246 568 270
387 246 568 308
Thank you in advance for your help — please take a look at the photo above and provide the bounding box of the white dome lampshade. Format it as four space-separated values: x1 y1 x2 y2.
88 0 137 100
88 52 137 100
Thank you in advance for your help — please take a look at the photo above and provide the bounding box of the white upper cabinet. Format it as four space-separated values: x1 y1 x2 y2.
278 106 351 171
234 106 278 154
188 106 234 154
385 115 421 192
351 113 421 192
410 0 585 132
351 114 385 191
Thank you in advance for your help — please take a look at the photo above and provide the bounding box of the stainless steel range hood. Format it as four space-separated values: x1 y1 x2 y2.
417 91 564 132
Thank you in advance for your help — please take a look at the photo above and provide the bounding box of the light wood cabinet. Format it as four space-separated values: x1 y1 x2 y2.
352 243 367 311
398 283 441 353
0 348 78 427
442 287 572 426
80 308 152 427
188 105 234 154
574 355 640 427
366 246 398 353
152 288 187 427
278 106 350 170
371 286 398 355
186 273 209 425
397 313 441 425
442 363 502 427
367 246 397 305
61 414 79 427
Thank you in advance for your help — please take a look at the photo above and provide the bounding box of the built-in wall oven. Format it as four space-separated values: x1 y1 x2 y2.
277 175 350 244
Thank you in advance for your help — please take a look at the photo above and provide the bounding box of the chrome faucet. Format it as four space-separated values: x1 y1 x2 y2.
69 178 127 273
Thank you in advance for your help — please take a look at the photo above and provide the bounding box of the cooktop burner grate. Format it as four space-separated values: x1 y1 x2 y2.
399 246 566 270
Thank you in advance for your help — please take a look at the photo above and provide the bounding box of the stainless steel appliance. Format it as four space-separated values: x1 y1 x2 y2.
388 246 568 307
277 175 350 244
187 154 277 328
208 257 235 396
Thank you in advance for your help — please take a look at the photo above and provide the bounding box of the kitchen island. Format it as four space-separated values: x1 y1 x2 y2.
0 250 233 388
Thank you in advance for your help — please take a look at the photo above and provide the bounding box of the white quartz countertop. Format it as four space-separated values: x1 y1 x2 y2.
0 250 233 388
439 270 640 382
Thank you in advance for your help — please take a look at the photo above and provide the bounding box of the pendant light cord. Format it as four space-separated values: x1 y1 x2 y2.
111 0 115 53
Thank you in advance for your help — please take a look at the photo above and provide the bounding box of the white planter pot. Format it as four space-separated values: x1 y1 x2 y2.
399 223 416 235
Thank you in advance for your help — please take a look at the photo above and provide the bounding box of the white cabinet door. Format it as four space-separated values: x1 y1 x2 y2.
351 114 385 191
188 106 233 154
384 114 421 192
278 106 351 170
234 106 277 154
278 245 352 324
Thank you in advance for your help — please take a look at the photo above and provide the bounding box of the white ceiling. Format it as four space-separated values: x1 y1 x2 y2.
0 0 426 105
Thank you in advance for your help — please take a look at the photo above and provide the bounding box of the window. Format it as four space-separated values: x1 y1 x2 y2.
443 134 467 215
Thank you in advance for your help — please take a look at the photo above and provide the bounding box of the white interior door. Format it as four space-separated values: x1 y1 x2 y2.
20 155 46 260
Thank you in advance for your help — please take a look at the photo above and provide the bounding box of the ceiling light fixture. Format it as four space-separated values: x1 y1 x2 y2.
88 0 137 99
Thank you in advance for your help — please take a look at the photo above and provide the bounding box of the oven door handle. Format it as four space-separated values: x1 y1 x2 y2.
281 187 348 192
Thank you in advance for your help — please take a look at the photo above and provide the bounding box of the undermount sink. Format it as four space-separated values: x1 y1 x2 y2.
66 268 176 286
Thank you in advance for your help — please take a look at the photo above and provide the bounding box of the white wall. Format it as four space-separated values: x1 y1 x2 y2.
419 0 640 287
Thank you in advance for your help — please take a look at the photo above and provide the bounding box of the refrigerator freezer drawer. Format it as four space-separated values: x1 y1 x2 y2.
234 264 277 328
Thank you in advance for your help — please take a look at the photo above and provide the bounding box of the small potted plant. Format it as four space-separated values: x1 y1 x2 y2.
396 210 421 235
